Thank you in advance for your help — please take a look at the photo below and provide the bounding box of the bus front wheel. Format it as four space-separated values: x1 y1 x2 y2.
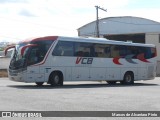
49 72 63 86
121 72 134 85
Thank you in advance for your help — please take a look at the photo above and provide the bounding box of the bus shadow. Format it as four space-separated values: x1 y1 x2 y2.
7 82 159 89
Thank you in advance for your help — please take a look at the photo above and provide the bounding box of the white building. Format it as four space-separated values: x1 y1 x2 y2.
78 16 160 76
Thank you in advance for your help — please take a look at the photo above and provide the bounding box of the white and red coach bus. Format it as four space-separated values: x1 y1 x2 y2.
6 36 157 86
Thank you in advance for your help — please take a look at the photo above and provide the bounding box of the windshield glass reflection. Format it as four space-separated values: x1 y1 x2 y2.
9 43 27 70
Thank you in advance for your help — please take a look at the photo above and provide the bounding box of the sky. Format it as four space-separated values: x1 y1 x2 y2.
0 0 160 42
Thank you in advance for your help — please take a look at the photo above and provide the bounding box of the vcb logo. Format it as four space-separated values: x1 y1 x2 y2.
76 57 93 64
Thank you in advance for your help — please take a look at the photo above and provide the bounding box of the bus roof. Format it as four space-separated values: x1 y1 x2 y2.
58 36 156 48
19 35 155 48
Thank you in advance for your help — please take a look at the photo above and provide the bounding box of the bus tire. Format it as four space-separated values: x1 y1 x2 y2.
36 82 44 86
49 72 63 86
121 72 134 85
107 81 117 85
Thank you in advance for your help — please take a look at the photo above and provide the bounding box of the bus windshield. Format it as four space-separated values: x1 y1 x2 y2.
9 43 27 70
9 40 54 70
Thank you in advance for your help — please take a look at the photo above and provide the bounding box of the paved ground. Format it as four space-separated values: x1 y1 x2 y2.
0 57 10 69
0 78 160 120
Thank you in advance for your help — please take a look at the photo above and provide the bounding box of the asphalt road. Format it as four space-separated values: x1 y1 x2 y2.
0 78 160 120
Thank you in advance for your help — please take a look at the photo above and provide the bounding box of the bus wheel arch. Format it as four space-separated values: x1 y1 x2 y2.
121 71 134 85
48 71 63 86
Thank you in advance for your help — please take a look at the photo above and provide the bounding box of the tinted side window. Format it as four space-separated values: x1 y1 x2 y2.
126 46 139 58
140 47 156 59
27 40 54 65
150 47 157 58
129 46 156 59
52 41 74 56
74 42 94 57
110 45 120 58
119 45 127 58
94 44 111 58
144 47 151 59
27 47 40 65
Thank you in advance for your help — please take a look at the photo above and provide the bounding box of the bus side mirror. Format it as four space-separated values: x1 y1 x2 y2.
21 44 37 56
4 45 15 56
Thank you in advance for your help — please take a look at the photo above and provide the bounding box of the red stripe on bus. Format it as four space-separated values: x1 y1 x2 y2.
20 36 58 44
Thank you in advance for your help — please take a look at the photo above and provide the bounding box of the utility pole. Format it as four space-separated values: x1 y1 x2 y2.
95 6 107 37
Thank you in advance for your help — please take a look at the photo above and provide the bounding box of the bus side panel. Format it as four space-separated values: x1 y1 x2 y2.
106 58 121 80
44 56 75 82
89 58 107 81
72 67 90 81
90 67 106 81
65 67 72 81
137 60 151 80
144 58 157 80
26 66 42 83
120 59 138 80
108 67 121 80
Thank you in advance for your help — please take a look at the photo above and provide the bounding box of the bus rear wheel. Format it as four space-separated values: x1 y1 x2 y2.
49 72 63 86
121 72 134 85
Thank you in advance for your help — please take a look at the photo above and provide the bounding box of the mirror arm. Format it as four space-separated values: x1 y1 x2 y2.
4 46 15 56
